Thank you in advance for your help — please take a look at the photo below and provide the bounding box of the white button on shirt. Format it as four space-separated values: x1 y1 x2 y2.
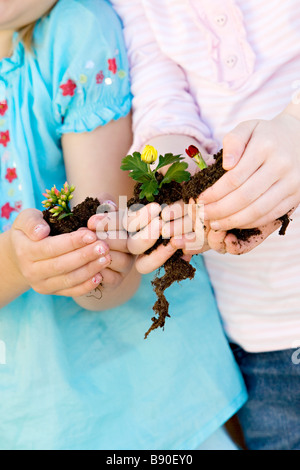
215 14 228 27
225 55 238 68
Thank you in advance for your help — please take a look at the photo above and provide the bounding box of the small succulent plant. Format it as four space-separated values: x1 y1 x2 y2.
42 182 75 220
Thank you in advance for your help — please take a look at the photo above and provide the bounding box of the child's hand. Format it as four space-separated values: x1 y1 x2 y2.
199 112 300 231
10 209 111 297
88 201 136 288
162 199 288 256
122 202 181 274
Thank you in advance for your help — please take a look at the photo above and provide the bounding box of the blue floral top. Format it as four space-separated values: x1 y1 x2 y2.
0 0 247 450
0 0 131 231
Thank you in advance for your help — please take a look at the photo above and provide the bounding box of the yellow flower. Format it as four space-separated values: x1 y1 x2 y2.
141 145 158 164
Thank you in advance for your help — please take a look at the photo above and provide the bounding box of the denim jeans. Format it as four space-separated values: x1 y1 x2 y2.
231 344 300 450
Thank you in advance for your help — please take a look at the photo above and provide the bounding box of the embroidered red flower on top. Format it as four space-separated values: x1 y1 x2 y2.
60 79 77 97
0 130 10 147
5 167 17 183
96 71 104 84
0 100 8 117
1 202 16 220
108 58 117 74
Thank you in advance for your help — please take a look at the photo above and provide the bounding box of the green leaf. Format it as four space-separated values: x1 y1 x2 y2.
160 162 191 186
139 180 159 202
156 153 184 171
121 153 153 183
58 212 73 221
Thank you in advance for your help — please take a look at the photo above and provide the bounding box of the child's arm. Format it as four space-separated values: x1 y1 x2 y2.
199 101 300 231
62 115 141 310
110 0 217 156
0 209 109 308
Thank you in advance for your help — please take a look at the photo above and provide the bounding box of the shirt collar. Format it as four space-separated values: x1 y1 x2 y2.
0 33 24 75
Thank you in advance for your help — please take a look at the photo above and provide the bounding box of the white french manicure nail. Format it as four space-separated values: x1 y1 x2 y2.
95 244 106 255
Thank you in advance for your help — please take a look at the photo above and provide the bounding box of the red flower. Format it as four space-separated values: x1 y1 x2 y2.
0 100 8 116
0 130 10 147
108 58 117 74
1 202 16 220
5 167 17 183
96 71 104 84
185 145 200 158
60 79 77 97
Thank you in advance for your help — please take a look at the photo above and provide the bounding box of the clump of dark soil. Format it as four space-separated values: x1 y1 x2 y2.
43 197 100 236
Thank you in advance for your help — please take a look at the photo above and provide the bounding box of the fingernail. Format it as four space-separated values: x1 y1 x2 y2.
83 233 96 244
95 244 107 255
223 154 236 169
34 224 47 233
92 273 103 285
210 221 221 231
98 200 118 213
103 200 118 208
99 255 110 265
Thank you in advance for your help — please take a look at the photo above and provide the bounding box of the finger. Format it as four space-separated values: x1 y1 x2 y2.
209 183 295 231
30 229 98 261
99 268 123 289
88 211 122 232
204 161 279 222
109 250 135 274
162 214 194 239
13 209 50 241
55 273 103 298
96 198 118 213
207 230 227 253
171 232 208 254
127 217 162 255
200 134 263 205
224 221 281 255
161 200 188 222
96 231 129 252
181 254 193 263
244 206 296 230
35 241 110 279
222 120 260 170
124 203 161 233
43 255 112 293
135 243 177 274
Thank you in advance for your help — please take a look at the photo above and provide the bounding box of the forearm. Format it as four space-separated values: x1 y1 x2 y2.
0 231 29 308
74 265 141 311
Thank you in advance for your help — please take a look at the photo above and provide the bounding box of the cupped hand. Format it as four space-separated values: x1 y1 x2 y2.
10 209 111 297
88 198 136 289
199 112 300 231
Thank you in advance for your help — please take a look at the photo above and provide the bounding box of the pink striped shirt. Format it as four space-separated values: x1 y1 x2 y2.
111 0 300 352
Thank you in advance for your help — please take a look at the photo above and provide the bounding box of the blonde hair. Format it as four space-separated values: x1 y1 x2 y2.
18 4 57 51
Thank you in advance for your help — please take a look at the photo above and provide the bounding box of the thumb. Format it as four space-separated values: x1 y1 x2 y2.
13 209 50 241
222 120 259 170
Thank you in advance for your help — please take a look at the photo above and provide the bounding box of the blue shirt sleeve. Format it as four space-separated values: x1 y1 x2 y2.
34 0 132 136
